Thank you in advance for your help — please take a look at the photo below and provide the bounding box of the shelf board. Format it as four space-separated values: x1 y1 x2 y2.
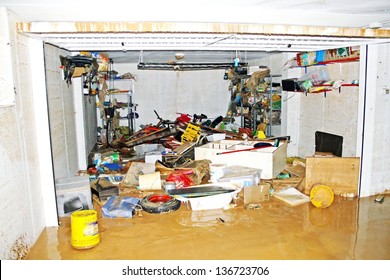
316 57 359 65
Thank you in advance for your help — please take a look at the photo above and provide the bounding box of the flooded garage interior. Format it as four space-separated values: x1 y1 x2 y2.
1 5 390 280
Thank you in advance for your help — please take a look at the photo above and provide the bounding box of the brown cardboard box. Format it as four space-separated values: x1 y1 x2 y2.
244 183 270 204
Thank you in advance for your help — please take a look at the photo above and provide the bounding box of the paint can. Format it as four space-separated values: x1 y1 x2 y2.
209 163 227 183
310 184 334 208
71 210 100 249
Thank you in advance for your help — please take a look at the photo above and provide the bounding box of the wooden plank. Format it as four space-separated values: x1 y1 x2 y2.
18 21 390 38
305 157 360 196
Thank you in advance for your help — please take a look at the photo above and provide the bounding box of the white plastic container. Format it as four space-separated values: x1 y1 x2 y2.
206 133 226 142
173 182 241 211
217 165 261 187
209 163 227 183
195 140 287 179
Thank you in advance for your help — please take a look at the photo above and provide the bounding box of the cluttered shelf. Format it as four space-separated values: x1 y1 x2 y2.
281 46 360 96
284 46 360 69
282 79 359 95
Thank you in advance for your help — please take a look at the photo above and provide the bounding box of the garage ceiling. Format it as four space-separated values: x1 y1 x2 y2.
2 0 390 63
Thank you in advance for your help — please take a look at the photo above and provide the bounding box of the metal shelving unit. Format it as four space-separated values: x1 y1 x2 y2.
265 75 282 137
246 74 282 137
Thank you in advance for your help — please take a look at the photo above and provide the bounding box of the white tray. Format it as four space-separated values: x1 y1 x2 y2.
172 182 242 211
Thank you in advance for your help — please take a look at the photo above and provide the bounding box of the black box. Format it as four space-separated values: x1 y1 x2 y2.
282 79 299 92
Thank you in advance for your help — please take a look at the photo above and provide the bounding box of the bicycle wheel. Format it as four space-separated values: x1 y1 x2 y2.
106 120 115 146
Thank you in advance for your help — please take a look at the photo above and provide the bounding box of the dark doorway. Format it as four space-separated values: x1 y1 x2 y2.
315 131 343 157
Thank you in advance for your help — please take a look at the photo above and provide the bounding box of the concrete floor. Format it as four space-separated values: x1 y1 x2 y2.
25 193 390 260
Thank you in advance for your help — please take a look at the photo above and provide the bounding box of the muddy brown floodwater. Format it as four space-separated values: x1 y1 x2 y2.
25 194 390 260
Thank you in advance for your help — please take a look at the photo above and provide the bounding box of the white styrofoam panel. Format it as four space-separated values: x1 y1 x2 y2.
45 45 79 179
29 38 58 228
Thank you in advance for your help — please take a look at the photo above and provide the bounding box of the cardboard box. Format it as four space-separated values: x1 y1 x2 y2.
55 175 93 217
72 66 86 78
138 171 162 190
195 140 287 179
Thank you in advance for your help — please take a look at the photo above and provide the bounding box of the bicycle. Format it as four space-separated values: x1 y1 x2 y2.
103 105 119 147
118 110 178 148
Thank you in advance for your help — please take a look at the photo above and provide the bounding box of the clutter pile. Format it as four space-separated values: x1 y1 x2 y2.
66 120 360 216
69 128 292 219
59 123 364 251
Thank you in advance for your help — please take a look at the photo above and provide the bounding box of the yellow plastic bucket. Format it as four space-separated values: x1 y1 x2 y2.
71 210 100 249
310 184 334 208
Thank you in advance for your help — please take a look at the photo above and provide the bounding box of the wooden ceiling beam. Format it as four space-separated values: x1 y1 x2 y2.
17 21 390 38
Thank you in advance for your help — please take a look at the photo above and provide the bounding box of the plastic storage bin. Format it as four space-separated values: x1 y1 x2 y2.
55 175 93 217
217 165 261 187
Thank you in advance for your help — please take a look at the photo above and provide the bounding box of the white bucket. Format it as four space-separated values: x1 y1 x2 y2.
209 163 227 183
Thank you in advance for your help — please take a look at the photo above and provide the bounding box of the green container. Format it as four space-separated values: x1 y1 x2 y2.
272 99 281 110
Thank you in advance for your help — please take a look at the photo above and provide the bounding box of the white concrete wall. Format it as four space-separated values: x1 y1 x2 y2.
254 53 360 158
358 44 390 196
0 8 56 260
111 63 231 129
297 62 360 157
370 44 390 195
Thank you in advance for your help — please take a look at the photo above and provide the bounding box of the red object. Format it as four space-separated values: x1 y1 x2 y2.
166 169 194 189
239 127 253 136
296 53 302 67
176 113 191 124
216 143 273 155
147 194 173 203
87 167 98 175
143 126 160 132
